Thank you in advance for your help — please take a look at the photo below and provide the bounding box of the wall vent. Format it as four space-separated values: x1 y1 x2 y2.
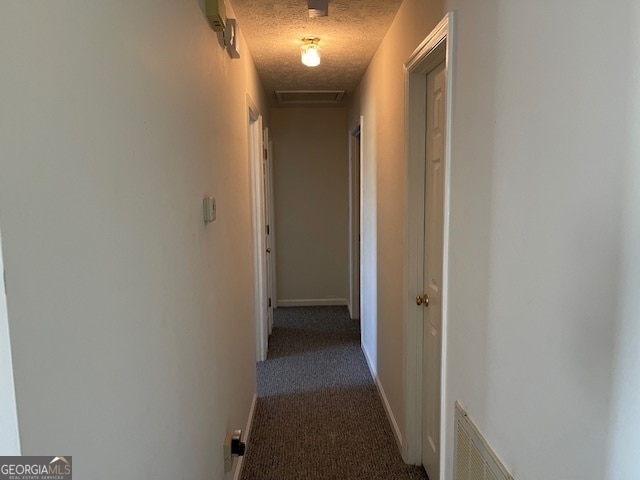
454 402 514 480
274 90 346 105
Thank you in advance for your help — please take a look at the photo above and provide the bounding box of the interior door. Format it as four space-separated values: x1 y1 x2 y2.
420 59 446 480
249 107 268 361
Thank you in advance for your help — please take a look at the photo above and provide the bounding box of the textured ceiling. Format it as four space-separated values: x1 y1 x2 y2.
227 0 403 104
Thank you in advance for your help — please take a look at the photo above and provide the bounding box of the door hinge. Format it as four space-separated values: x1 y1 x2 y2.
266 224 270 235
268 298 272 308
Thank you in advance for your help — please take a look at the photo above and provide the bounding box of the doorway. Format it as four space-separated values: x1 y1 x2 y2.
348 120 363 320
404 13 456 480
263 127 275 335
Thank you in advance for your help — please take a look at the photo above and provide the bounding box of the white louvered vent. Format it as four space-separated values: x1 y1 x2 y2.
454 402 514 480
274 90 345 105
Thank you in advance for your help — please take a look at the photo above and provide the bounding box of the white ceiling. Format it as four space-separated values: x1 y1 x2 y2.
227 0 403 104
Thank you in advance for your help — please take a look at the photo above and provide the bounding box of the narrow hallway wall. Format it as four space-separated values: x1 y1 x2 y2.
350 1 640 479
443 1 640 479
0 1 267 478
347 0 445 450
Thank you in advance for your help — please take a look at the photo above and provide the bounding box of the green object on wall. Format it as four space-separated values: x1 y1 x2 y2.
206 0 226 32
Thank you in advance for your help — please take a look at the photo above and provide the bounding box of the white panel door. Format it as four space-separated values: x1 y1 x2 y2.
249 108 268 361
421 59 446 480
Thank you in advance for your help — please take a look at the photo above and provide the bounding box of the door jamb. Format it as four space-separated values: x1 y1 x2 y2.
403 12 456 475
263 127 275 335
267 137 277 315
348 119 363 320
247 94 268 362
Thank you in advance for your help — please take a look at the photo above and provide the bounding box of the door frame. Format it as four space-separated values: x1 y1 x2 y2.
348 119 363 320
267 136 277 316
263 127 275 335
247 95 268 362
403 12 456 474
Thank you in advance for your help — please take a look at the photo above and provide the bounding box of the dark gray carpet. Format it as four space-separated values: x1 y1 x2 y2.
240 306 428 480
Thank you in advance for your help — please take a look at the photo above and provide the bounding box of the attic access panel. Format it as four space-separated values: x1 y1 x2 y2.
275 90 346 105
308 0 328 17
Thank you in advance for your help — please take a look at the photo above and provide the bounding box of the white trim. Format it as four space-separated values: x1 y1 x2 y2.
267 138 277 311
357 115 364 347
405 17 450 72
232 394 257 480
348 121 363 320
361 341 376 377
247 94 268 362
403 12 456 477
263 127 274 336
362 344 403 453
439 14 457 480
276 298 348 307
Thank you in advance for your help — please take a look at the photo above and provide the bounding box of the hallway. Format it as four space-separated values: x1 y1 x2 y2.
2 1 640 478
240 307 427 480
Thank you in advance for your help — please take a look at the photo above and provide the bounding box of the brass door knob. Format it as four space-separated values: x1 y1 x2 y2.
416 294 430 307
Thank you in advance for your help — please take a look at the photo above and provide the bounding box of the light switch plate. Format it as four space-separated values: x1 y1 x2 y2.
203 197 216 223
224 19 240 58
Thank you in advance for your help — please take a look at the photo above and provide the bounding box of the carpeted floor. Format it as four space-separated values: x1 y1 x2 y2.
240 306 428 480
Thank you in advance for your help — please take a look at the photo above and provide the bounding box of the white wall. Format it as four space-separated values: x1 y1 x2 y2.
443 1 640 479
607 16 640 473
0 1 267 478
271 108 349 306
0 231 20 455
350 0 640 478
347 0 444 445
607 7 640 475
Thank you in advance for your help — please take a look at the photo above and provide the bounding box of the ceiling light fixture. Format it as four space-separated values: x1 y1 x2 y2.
301 37 321 67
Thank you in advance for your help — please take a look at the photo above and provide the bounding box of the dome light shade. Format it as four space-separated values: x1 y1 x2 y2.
301 37 321 67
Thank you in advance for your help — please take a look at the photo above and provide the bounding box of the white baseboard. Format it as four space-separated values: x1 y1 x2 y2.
232 393 257 480
361 342 377 377
361 343 404 452
277 298 348 307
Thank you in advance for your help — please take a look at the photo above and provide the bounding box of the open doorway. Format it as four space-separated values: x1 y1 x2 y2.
348 120 363 320
262 127 276 336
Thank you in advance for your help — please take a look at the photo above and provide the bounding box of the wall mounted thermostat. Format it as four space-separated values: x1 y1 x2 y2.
206 0 227 32
203 197 216 223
